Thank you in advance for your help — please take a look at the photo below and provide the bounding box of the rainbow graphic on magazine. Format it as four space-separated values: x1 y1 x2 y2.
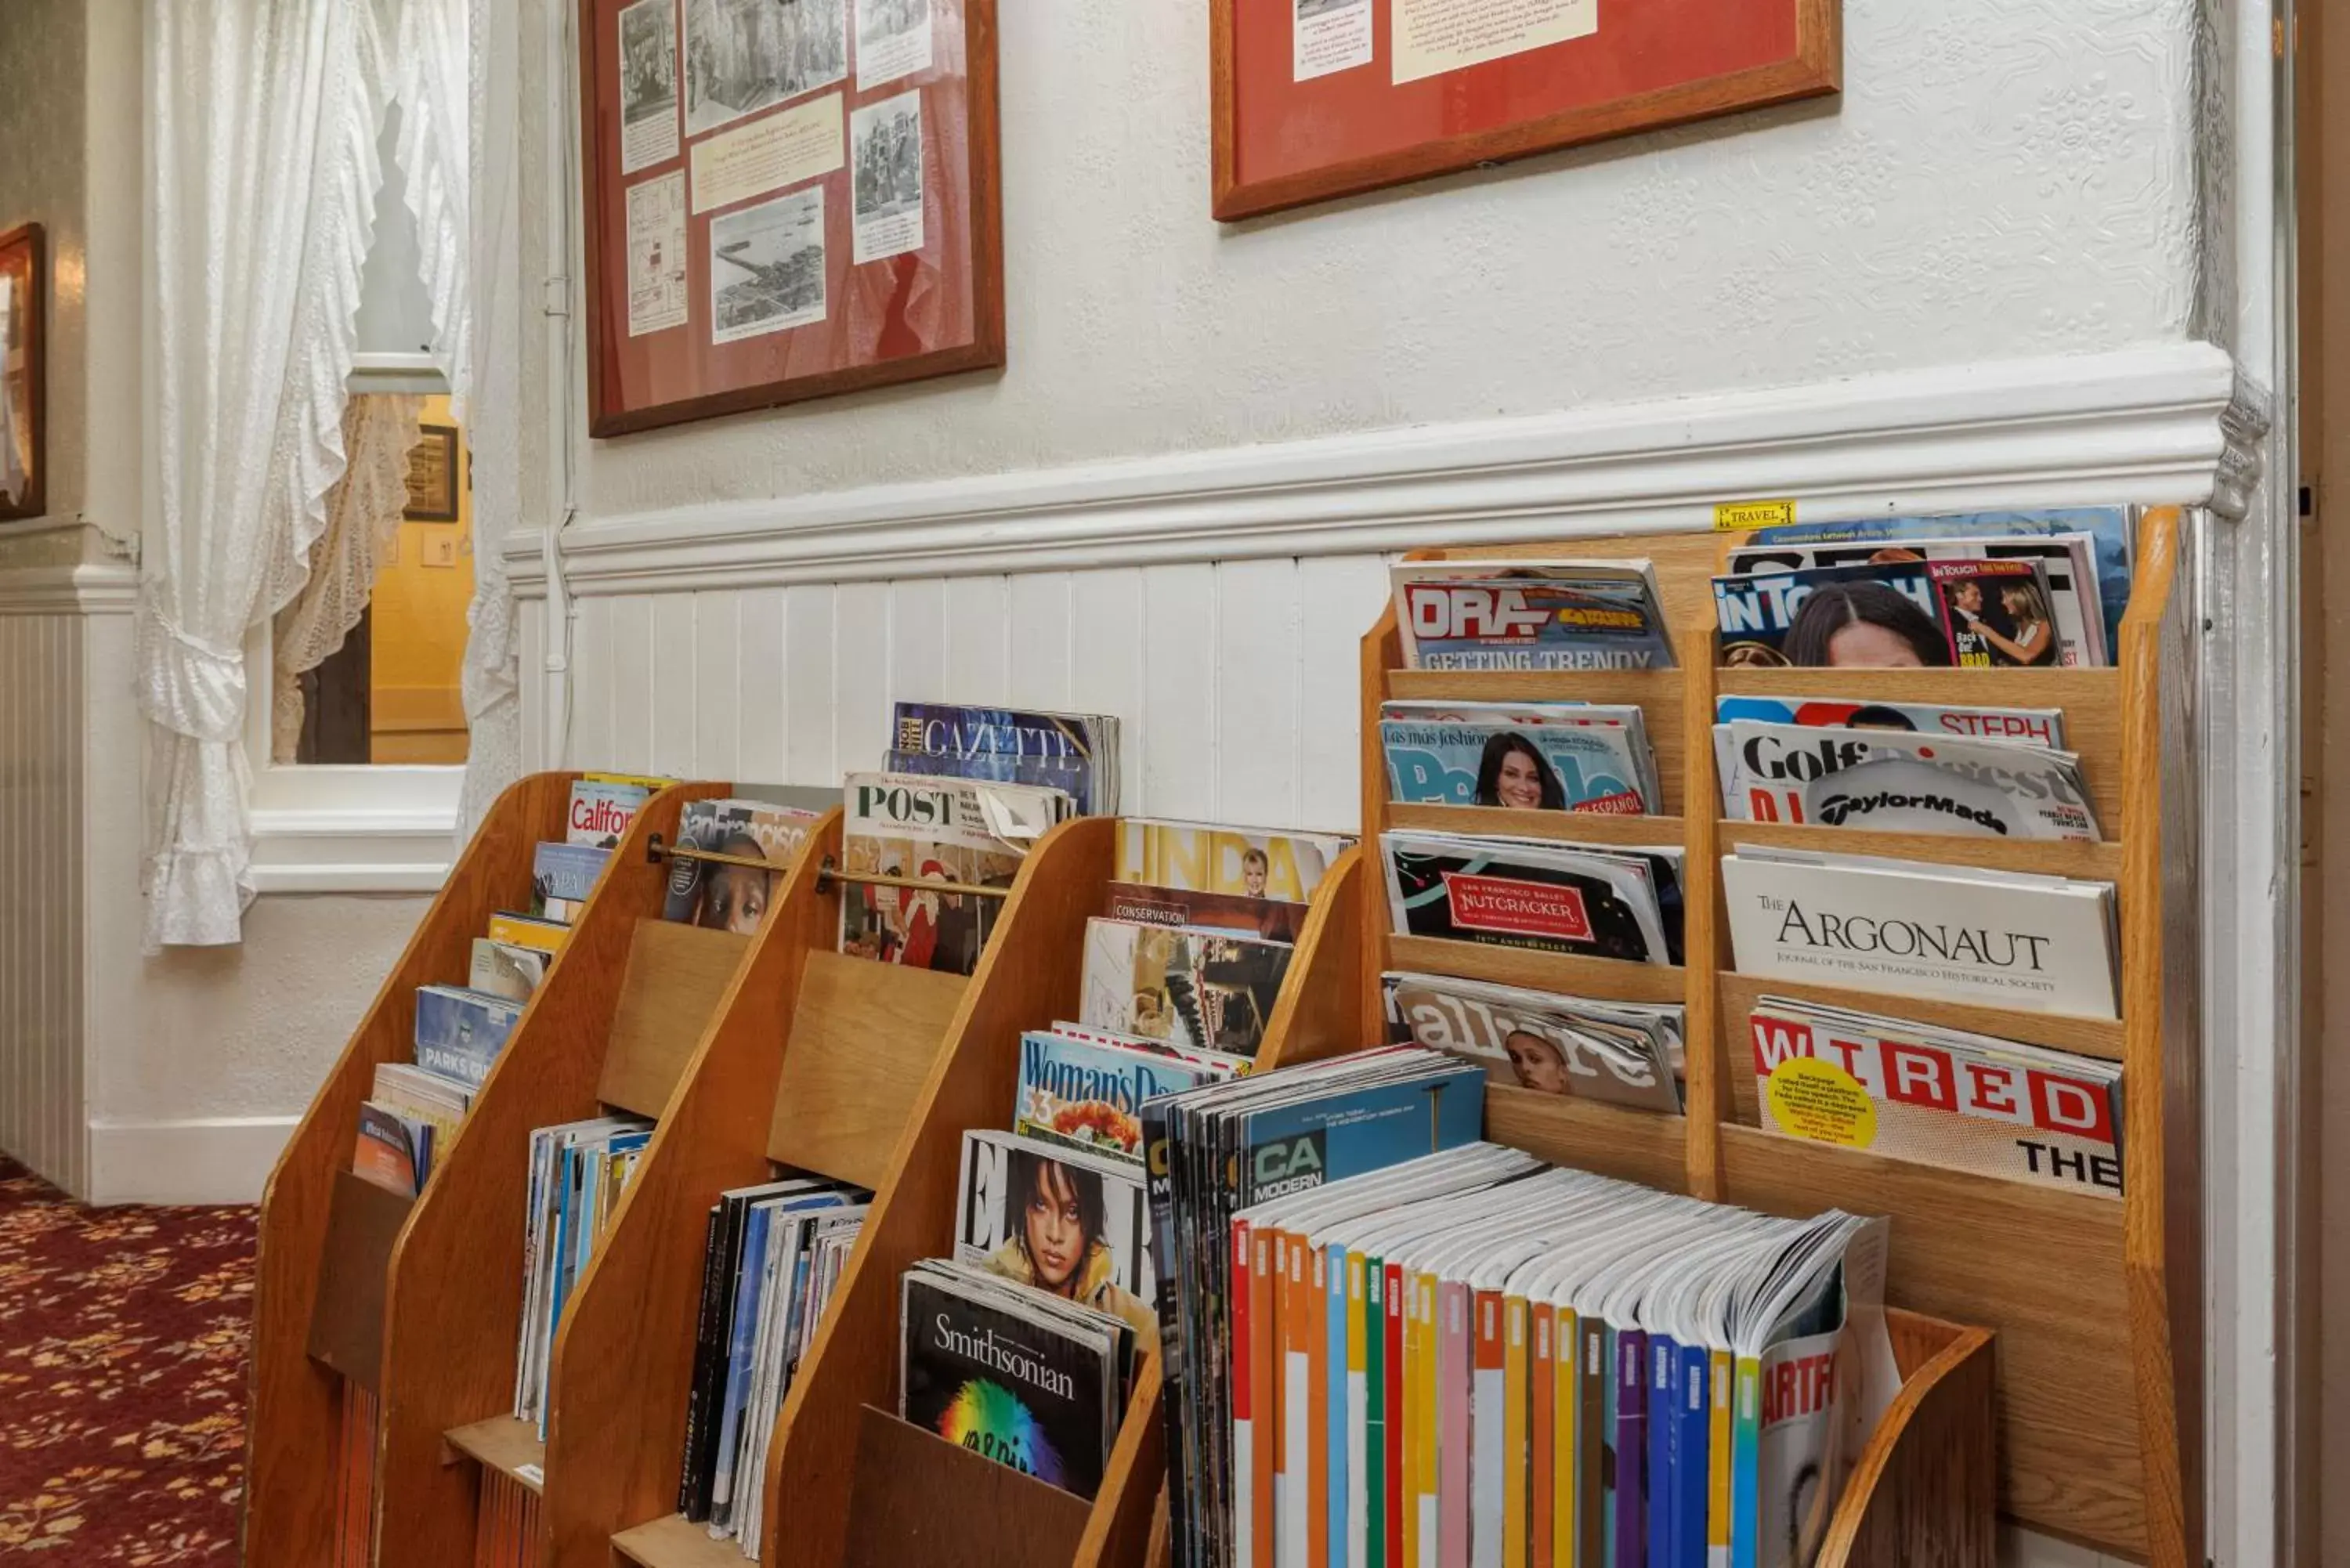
938 1378 1067 1487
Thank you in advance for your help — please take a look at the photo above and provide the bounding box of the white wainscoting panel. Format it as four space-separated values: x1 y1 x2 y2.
522 560 1397 831
0 612 87 1195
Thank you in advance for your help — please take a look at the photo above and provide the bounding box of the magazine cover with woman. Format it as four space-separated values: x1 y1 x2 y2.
836 771 1067 973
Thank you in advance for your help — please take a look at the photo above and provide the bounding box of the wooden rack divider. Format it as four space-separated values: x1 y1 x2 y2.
243 773 772 1568
1332 514 2198 1568
248 769 577 1568
719 814 1365 1568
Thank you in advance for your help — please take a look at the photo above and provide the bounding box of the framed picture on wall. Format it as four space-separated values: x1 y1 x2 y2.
403 424 461 522
576 0 1005 438
1211 0 1840 220
0 223 45 522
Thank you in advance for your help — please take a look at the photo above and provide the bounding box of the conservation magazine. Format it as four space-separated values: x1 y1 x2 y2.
1077 917 1295 1060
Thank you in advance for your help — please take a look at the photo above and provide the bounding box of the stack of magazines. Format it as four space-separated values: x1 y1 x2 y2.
1712 699 2099 839
1748 996 2123 1198
888 816 1355 1501
675 1176 871 1547
1141 1048 1491 1568
1380 831 1686 967
1380 970 1684 1112
1712 506 2137 670
352 772 669 1198
1160 1130 1894 1568
1390 558 1677 672
1721 845 2120 1019
513 1114 656 1435
1378 699 1663 815
837 701 1120 974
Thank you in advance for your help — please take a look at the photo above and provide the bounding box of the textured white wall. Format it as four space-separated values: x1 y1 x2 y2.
0 0 88 527
540 0 2210 524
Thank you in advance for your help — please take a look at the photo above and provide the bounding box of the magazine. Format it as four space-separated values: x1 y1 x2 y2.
413 985 524 1091
661 797 822 933
566 778 655 847
1727 533 2106 667
1744 505 2135 653
900 1259 1133 1501
1390 559 1676 671
1381 971 1683 1113
1380 831 1681 966
1712 561 1940 668
1102 881 1310 944
1749 997 2123 1197
353 1103 430 1196
1925 558 2065 668
531 842 611 925
1012 1030 1226 1163
1721 847 2119 1017
888 700 1122 815
1377 700 1659 815
468 938 549 1002
1115 818 1352 906
837 772 1069 974
955 1129 1157 1345
488 911 572 956
1713 693 2066 751
1716 718 2100 839
1076 917 1295 1059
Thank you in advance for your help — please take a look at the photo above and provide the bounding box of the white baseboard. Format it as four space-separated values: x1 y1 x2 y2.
86 1115 298 1206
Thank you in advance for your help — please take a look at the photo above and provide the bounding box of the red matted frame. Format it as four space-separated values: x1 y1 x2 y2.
1211 0 1839 221
578 0 1003 438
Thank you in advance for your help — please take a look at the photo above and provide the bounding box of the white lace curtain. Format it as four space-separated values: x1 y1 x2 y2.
141 0 480 948
271 394 425 763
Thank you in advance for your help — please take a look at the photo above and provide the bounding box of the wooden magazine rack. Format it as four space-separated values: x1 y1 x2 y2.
244 773 764 1568
1343 512 2198 1567
729 815 1365 1568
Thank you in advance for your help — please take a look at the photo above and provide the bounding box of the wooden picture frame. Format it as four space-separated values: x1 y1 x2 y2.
577 0 1005 439
1210 0 1841 221
403 423 461 522
0 222 46 522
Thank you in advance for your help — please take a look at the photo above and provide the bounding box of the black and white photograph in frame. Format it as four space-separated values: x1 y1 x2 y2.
854 0 931 88
850 89 924 264
685 0 848 137
617 0 680 173
710 185 829 343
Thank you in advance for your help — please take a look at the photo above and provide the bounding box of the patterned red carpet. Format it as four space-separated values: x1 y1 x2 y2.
0 1154 254 1563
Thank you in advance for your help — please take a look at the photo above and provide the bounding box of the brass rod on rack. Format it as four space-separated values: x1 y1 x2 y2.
814 856 1012 902
643 834 794 876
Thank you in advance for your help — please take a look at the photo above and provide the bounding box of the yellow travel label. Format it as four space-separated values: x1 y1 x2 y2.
1712 498 1796 532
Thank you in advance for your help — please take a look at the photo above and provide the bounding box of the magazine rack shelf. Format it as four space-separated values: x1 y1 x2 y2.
731 815 1365 1568
248 768 573 1568
243 773 760 1568
544 807 967 1568
1349 514 2199 1568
